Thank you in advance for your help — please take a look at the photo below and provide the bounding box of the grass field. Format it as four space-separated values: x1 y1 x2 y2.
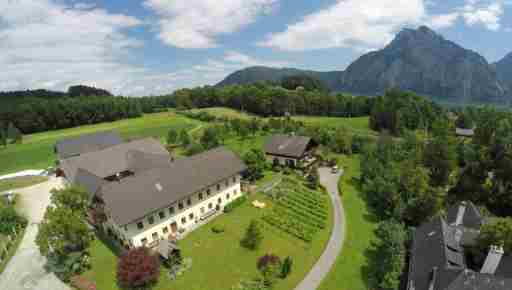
292 116 376 137
318 154 378 290
0 112 201 175
0 176 49 192
187 107 254 119
82 175 333 290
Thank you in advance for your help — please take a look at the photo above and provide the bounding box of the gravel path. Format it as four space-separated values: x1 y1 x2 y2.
294 167 346 290
0 177 70 290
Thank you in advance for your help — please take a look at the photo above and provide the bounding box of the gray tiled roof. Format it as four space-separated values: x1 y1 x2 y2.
101 147 246 226
446 201 483 230
55 131 123 159
264 134 314 158
59 138 170 182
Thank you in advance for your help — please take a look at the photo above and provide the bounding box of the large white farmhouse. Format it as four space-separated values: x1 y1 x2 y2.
56 131 246 249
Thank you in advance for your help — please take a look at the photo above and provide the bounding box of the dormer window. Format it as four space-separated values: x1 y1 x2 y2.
217 184 221 191
148 216 154 224
178 202 184 210
199 193 204 200
187 198 191 206
137 222 143 230
159 211 165 219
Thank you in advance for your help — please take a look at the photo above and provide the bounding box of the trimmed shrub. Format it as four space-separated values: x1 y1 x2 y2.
241 220 263 250
211 225 226 234
281 256 293 278
224 196 248 213
257 254 282 287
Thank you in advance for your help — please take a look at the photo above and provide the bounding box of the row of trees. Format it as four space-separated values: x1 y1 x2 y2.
36 187 93 281
1 96 143 134
369 89 445 136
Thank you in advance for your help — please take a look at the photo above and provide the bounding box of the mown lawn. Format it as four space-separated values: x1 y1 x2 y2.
0 112 202 175
293 116 376 137
187 107 254 119
318 154 378 290
82 176 333 290
0 176 49 192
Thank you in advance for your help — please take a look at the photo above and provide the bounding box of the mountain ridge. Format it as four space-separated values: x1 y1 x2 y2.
217 26 510 104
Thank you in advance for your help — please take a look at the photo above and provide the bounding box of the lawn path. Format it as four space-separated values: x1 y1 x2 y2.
294 167 345 290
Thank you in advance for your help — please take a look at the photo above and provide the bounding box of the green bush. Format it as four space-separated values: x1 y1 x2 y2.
224 196 248 213
211 225 225 234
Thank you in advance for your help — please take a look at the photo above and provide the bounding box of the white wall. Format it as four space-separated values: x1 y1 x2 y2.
103 174 242 248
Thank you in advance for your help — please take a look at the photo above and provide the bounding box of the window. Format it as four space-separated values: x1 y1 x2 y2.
208 203 213 209
218 198 222 204
216 184 221 191
187 198 191 206
207 189 211 196
198 193 204 200
124 226 128 231
163 226 168 234
189 213 194 220
225 180 229 187
181 217 187 224
226 193 230 200
152 232 158 241
141 238 148 245
137 222 144 230
169 206 175 215
159 211 165 219
233 176 237 183
148 216 154 225
178 202 184 210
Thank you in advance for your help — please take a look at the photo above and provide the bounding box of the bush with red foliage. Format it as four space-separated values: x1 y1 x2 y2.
117 247 160 289
257 254 281 270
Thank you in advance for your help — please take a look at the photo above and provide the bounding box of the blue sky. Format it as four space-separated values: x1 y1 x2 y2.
0 0 511 96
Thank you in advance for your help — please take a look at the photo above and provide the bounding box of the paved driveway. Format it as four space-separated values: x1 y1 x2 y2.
0 177 70 290
294 167 346 290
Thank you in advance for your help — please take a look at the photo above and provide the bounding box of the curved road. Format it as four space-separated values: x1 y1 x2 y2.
294 167 346 290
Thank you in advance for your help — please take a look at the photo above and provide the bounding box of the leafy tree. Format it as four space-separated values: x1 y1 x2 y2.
200 127 221 150
249 118 261 136
424 120 457 187
117 247 160 289
50 186 89 215
185 142 205 156
241 220 263 250
281 256 293 278
167 128 178 145
0 129 6 148
332 126 353 154
477 218 512 253
307 166 320 189
257 254 282 287
371 220 407 290
281 75 328 92
243 149 267 182
179 129 191 146
36 206 93 258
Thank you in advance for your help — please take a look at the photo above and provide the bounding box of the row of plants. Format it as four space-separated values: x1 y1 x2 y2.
262 213 316 242
281 191 328 216
275 199 327 227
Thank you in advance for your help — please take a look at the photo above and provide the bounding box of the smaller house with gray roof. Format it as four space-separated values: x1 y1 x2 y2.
407 201 512 290
263 134 317 168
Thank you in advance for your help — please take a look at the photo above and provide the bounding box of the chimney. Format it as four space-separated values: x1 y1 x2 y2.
428 267 438 290
455 201 466 226
481 245 504 274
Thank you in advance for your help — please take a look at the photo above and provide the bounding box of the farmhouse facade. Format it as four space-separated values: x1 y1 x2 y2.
407 201 512 290
56 132 246 249
263 134 317 168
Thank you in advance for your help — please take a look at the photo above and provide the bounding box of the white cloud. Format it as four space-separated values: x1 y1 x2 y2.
259 0 426 51
461 1 504 31
0 0 276 96
0 0 146 94
143 0 278 49
427 12 460 29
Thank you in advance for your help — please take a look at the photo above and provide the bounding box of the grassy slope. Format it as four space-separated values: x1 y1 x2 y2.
0 176 49 192
187 107 254 119
318 155 378 290
0 112 201 175
292 116 376 136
